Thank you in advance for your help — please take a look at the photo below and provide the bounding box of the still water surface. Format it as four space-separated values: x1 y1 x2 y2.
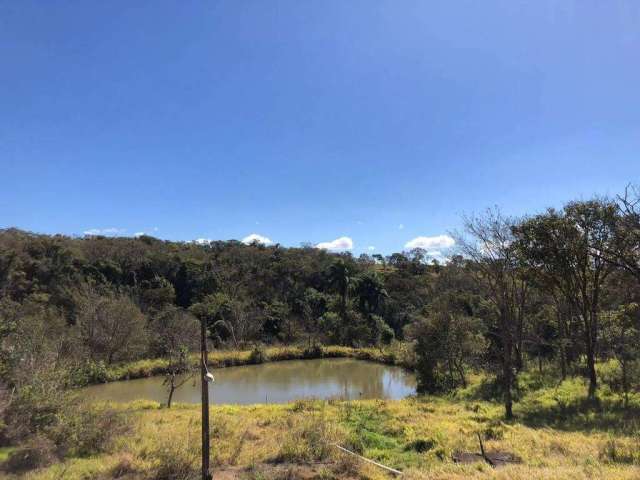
83 358 416 404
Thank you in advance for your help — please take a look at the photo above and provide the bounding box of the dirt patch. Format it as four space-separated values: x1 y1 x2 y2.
452 450 522 468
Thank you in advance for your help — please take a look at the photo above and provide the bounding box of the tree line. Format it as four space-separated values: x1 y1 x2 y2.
1 186 640 421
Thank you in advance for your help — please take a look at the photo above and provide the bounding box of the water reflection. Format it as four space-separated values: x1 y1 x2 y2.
82 358 416 405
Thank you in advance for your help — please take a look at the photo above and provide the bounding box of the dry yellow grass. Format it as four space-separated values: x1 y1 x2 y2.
10 387 640 480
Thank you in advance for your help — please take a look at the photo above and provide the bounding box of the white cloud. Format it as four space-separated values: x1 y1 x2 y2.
315 236 353 251
404 234 455 251
83 227 126 236
242 233 273 245
193 238 212 245
133 232 145 237
425 250 449 264
367 246 376 251
398 224 405 230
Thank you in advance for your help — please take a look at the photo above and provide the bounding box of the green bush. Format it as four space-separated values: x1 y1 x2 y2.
69 360 109 386
248 345 268 364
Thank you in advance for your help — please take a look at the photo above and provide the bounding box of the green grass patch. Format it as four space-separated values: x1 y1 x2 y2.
0 446 16 462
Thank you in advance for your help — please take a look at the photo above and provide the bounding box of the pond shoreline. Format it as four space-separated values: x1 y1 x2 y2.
82 357 417 404
85 344 416 385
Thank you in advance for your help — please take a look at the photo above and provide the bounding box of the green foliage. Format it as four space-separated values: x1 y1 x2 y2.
248 344 269 364
68 360 109 386
408 302 485 393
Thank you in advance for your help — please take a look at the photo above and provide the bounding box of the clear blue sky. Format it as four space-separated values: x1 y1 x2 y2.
2 1 639 255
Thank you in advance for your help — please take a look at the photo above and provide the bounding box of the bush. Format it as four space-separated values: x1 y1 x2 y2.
404 438 436 453
50 404 127 457
4 372 71 442
3 435 56 473
303 344 324 359
3 367 125 471
248 344 268 364
69 360 110 386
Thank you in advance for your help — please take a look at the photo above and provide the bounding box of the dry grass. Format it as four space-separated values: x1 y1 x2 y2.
5 357 640 479
6 380 640 480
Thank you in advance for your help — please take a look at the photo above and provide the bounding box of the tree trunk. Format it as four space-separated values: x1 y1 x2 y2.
167 380 175 409
585 340 597 399
501 312 514 420
538 353 542 374
583 310 598 399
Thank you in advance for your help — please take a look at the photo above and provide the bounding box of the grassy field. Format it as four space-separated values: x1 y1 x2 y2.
7 369 640 480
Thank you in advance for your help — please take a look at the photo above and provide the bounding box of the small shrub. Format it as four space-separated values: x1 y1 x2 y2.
343 432 365 455
404 438 436 453
248 345 268 364
303 344 324 359
482 421 505 440
69 360 110 386
109 452 139 478
51 404 127 457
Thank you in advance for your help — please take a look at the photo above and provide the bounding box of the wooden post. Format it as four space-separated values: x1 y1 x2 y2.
201 318 212 480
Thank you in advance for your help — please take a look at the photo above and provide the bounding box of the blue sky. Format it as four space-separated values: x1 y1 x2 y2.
1 1 639 256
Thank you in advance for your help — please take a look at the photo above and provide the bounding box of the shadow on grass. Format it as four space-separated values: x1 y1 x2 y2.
458 372 640 435
515 394 640 434
507 375 640 434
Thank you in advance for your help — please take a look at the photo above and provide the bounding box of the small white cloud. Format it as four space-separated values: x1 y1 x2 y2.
242 233 273 245
367 246 376 251
357 220 364 225
83 227 126 236
315 236 353 251
398 224 405 230
133 232 145 237
193 238 212 245
404 234 455 251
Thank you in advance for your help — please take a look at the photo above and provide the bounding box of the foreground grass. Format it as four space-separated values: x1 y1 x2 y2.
98 344 415 383
8 375 640 480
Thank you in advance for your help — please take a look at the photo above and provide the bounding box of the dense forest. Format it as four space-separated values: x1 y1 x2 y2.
1 187 640 473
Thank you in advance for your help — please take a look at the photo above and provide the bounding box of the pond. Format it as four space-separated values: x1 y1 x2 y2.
82 358 416 405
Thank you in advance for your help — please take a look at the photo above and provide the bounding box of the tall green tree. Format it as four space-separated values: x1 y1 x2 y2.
514 200 618 398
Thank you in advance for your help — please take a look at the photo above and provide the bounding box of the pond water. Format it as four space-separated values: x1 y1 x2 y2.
82 358 416 405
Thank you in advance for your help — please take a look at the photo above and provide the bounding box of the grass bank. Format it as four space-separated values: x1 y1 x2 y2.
89 343 416 384
7 374 640 479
